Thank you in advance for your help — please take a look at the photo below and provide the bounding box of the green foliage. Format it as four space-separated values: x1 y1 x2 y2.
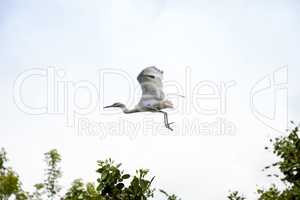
64 159 181 200
96 159 128 199
0 148 7 172
257 185 282 200
229 124 300 200
44 149 62 200
272 126 300 186
64 179 101 200
15 190 29 200
0 148 26 200
227 191 246 200
124 169 155 200
95 159 155 200
160 189 182 200
0 148 180 200
29 183 45 200
256 125 300 200
0 170 20 199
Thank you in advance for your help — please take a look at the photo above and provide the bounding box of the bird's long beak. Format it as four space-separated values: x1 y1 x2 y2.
104 105 113 109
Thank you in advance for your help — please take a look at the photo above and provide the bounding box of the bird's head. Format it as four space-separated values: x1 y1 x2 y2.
162 100 174 109
104 102 125 109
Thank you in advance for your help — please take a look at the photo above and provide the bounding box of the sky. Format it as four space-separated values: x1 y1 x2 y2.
1 0 300 199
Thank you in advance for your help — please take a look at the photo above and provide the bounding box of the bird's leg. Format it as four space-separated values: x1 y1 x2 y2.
159 111 174 131
143 106 174 131
163 112 169 125
162 112 169 128
164 112 174 130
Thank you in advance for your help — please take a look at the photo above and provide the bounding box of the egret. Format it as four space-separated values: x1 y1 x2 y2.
104 66 175 131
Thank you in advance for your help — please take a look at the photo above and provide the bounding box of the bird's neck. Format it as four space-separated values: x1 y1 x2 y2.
120 106 138 114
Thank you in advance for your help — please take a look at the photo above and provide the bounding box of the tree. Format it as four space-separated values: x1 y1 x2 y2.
0 148 27 200
228 124 300 200
64 179 100 200
95 158 155 200
63 158 180 200
44 149 62 200
0 148 180 200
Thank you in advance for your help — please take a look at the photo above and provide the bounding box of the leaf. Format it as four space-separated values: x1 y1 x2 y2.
116 183 124 190
122 174 130 179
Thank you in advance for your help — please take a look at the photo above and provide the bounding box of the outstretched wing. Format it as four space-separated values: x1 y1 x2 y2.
137 66 165 104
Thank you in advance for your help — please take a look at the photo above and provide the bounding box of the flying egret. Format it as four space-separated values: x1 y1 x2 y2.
104 66 175 131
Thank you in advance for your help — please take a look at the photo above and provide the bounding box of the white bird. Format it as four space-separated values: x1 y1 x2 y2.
104 66 175 131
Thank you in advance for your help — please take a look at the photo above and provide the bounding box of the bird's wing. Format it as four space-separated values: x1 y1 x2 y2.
137 66 165 103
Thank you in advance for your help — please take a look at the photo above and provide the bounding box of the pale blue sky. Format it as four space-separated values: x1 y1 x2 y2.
1 0 300 199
